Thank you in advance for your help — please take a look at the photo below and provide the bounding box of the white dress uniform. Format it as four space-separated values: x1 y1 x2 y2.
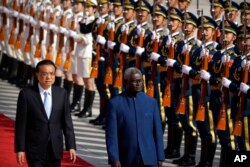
4 1 17 59
69 12 83 75
56 7 73 70
75 15 95 78
44 4 62 63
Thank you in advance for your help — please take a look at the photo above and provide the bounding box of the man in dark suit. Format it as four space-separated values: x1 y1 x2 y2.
15 60 76 167
105 67 164 167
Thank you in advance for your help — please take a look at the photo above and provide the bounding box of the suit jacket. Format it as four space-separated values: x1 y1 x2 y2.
15 85 76 160
106 91 164 167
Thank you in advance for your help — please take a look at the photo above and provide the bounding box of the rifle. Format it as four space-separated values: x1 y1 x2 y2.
63 16 76 71
55 13 66 66
233 0 248 136
14 2 25 49
195 11 209 121
0 0 8 41
176 10 190 115
162 1 174 107
114 26 128 88
45 11 55 61
217 16 229 131
90 18 104 78
34 10 45 58
24 4 35 53
104 5 114 85
8 0 18 45
135 0 144 69
146 0 158 97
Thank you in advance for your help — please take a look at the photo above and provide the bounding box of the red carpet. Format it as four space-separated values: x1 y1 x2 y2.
0 113 95 167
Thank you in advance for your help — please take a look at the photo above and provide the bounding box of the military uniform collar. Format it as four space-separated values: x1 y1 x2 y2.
101 14 109 19
185 36 195 43
241 53 250 60
220 44 235 53
125 20 135 26
172 32 180 37
64 8 72 15
139 21 148 27
156 28 164 33
114 16 123 23
54 4 61 11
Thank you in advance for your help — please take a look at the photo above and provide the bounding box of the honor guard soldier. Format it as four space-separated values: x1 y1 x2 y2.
162 7 184 160
178 0 191 13
57 0 74 94
223 0 240 27
200 20 240 167
67 0 85 113
89 0 111 126
168 11 200 166
210 0 224 25
239 26 250 152
187 16 219 166
240 1 250 26
73 0 97 118
107 0 136 91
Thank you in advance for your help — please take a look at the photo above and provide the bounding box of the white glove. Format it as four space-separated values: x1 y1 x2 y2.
69 30 77 38
96 17 105 25
3 7 9 14
108 40 116 50
241 59 250 68
23 15 30 23
120 43 129 53
99 56 105 61
13 11 19 17
39 21 48 29
200 70 211 81
182 65 192 75
150 52 160 61
200 48 209 58
240 82 250 94
59 27 67 34
136 25 145 36
96 35 106 45
167 58 176 67
221 77 231 88
107 22 115 31
136 46 145 56
221 55 230 63
50 24 59 33
166 35 172 46
19 13 26 20
30 17 37 26
182 44 191 54
121 24 128 33
151 31 160 40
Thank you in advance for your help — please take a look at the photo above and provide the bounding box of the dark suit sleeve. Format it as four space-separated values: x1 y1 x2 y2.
106 100 119 164
62 90 76 150
152 99 165 161
15 90 28 152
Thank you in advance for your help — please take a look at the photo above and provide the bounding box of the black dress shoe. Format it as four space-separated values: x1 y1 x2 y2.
179 157 196 166
89 115 102 124
94 118 105 126
165 149 180 159
172 155 186 164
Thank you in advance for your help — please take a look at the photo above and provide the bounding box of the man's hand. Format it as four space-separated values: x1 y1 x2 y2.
112 161 121 167
69 149 77 164
16 152 25 165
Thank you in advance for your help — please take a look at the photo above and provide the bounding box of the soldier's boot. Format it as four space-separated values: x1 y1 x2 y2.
173 134 197 166
94 98 108 125
219 147 228 167
89 97 105 124
195 140 207 167
71 84 84 112
8 59 19 84
0 53 9 79
179 134 197 166
204 140 216 167
63 79 73 98
77 89 95 118
165 126 183 159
